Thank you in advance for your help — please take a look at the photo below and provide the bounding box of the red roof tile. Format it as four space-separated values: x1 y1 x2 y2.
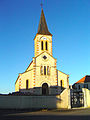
75 75 90 84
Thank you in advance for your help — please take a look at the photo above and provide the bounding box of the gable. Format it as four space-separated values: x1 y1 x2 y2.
57 70 68 80
35 51 56 66
58 70 68 76
25 61 33 72
75 75 90 84
57 70 69 88
36 51 56 60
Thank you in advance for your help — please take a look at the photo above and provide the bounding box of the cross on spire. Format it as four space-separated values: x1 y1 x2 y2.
40 0 43 8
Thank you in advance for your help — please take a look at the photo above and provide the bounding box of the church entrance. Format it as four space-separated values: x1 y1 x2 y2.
42 83 49 95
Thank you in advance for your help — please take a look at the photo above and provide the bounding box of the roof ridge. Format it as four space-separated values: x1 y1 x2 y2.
76 76 86 84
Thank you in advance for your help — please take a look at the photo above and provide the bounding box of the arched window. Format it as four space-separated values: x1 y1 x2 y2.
26 80 29 90
44 66 46 75
41 41 44 50
61 80 62 89
60 80 64 89
45 41 48 50
40 66 43 75
47 66 50 75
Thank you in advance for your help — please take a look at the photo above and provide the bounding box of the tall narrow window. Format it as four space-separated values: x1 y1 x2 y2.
61 80 62 89
78 85 80 89
44 66 46 75
26 80 29 90
47 66 50 75
46 41 48 50
41 41 43 50
40 66 43 75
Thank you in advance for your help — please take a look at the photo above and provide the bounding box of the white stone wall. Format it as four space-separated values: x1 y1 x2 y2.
21 70 33 89
0 89 71 109
15 77 19 92
34 35 52 57
15 69 33 92
35 52 57 87
82 88 90 108
57 70 69 89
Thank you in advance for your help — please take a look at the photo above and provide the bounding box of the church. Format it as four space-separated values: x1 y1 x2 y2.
15 8 69 95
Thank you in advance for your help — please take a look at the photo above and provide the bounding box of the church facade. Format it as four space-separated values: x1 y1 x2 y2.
15 9 69 95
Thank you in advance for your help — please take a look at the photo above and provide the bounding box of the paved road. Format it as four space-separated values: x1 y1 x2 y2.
0 108 90 120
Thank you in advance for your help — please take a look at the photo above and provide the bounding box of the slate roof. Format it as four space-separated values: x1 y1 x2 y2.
37 8 52 36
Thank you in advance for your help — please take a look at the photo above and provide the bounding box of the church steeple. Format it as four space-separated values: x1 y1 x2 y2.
34 8 53 57
37 9 52 36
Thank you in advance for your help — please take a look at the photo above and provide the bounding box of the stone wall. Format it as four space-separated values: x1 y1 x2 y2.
82 88 90 108
0 89 71 109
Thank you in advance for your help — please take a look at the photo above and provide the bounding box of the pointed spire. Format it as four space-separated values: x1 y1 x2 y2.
37 9 52 36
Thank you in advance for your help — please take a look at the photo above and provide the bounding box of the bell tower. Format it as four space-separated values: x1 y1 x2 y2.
15 4 69 95
34 9 53 57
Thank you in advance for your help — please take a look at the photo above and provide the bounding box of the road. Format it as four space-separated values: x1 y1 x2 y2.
0 108 90 120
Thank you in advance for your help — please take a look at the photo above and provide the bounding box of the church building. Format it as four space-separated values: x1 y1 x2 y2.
15 9 69 95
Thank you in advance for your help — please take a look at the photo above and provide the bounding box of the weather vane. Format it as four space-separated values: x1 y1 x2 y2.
40 0 43 8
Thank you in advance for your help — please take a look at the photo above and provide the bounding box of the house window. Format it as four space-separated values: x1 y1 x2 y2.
45 41 48 50
86 84 88 89
41 41 44 50
40 66 43 75
26 80 29 90
44 66 46 75
84 84 88 89
78 85 80 89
